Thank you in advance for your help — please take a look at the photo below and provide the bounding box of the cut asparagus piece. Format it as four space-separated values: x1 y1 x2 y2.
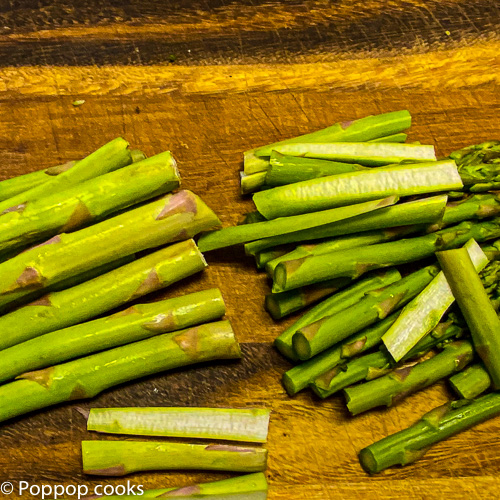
0 239 207 351
0 320 241 424
240 171 268 195
382 239 488 362
274 269 401 361
273 218 500 292
256 247 292 270
359 393 500 473
0 288 225 382
0 138 132 214
0 151 181 254
449 364 491 400
243 149 270 175
265 278 351 320
437 246 500 389
245 195 447 254
345 340 474 415
198 196 396 252
0 190 220 309
293 266 439 360
87 407 271 443
82 440 267 476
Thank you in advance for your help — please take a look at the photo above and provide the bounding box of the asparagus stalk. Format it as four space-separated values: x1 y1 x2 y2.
82 440 267 476
359 393 500 473
449 364 492 400
274 269 401 361
265 278 351 320
382 239 488 362
241 171 268 195
293 266 439 360
344 340 474 415
0 239 207 351
198 196 397 252
437 246 500 389
87 407 270 443
243 150 271 175
0 138 132 214
245 195 447 254
0 320 241 424
0 288 225 382
273 218 500 292
0 190 220 308
0 151 181 254
255 247 292 269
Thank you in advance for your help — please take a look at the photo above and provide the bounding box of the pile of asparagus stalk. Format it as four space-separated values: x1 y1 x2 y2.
0 138 242 424
198 110 500 473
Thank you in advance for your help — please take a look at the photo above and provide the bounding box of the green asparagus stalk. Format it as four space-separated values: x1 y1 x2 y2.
437 247 500 389
198 196 396 252
243 150 271 175
0 239 207 351
344 340 474 415
359 393 500 473
82 440 267 476
0 289 225 382
245 195 447 254
0 320 241 424
0 151 181 254
274 269 401 361
87 407 270 443
241 171 268 195
0 138 132 214
449 364 492 400
293 266 439 360
382 239 488 362
273 218 500 292
255 247 292 269
0 190 220 308
265 278 352 320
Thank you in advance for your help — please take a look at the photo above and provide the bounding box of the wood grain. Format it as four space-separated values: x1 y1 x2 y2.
0 1 500 499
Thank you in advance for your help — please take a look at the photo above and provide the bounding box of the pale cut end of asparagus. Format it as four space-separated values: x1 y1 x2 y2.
87 407 271 443
383 239 489 361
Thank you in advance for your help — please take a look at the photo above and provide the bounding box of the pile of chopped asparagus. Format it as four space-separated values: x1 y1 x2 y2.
199 110 500 473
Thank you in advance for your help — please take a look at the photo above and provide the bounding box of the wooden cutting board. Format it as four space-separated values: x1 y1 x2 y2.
1 1 500 498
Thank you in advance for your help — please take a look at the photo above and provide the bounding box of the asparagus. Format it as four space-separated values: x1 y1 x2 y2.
82 440 267 475
359 393 500 473
255 247 292 269
87 407 271 443
265 278 351 320
0 320 241 423
253 161 459 219
0 190 220 309
437 246 500 389
370 133 408 143
0 239 207 350
0 289 225 382
449 364 492 400
344 340 474 415
382 239 488 362
245 195 447 254
293 266 439 360
273 218 500 292
0 151 181 254
198 196 396 252
0 138 132 214
274 269 401 361
243 150 271 175
241 171 268 195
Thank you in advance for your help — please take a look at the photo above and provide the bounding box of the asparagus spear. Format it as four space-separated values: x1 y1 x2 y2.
274 269 401 361
253 161 459 219
241 171 268 195
0 138 132 214
0 289 225 382
293 266 439 360
255 247 292 269
245 195 446 255
265 278 351 320
359 393 500 473
87 407 270 443
382 239 488 362
273 218 500 292
437 246 500 389
0 151 181 254
243 150 271 175
82 440 267 476
0 190 220 309
344 340 474 415
198 196 397 252
449 364 492 400
0 239 207 351
0 320 241 423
